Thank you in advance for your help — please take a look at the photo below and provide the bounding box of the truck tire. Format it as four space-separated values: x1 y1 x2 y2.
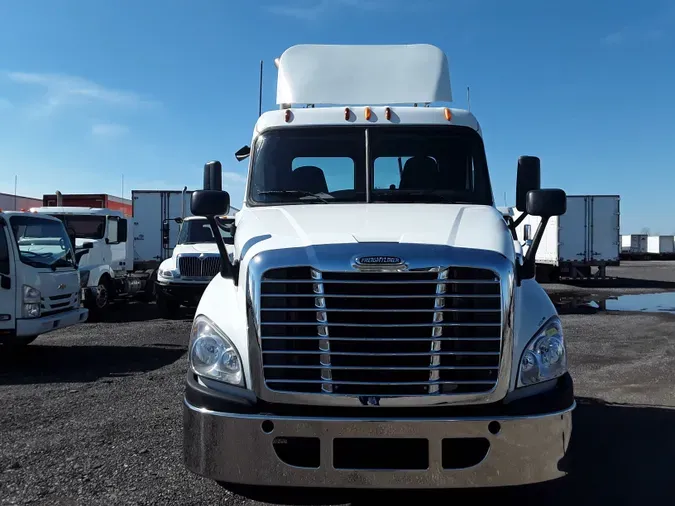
156 291 180 319
85 276 112 321
139 270 157 302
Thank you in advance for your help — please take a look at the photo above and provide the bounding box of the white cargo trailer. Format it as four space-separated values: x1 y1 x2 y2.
647 235 675 256
515 194 620 280
132 189 194 266
621 234 648 256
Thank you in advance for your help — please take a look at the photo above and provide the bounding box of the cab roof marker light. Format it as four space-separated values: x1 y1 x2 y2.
444 107 452 121
284 109 292 122
344 107 350 121
384 107 392 120
364 106 372 121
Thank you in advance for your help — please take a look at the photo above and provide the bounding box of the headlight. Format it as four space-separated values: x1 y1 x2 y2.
189 315 244 387
23 303 41 318
158 268 180 279
518 317 567 387
23 285 41 303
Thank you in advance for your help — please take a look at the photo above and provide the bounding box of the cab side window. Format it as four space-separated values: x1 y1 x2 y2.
0 225 10 275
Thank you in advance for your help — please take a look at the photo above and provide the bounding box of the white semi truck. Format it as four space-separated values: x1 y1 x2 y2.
0 210 88 347
182 44 574 495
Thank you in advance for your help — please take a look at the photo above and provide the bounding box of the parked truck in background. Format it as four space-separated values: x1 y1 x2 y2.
32 190 237 319
514 194 620 281
0 210 88 347
182 44 574 496
155 214 236 317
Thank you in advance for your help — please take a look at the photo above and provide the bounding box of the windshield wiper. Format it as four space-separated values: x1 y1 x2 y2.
257 190 330 204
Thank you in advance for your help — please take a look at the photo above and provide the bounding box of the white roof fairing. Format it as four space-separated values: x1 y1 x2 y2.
276 44 453 106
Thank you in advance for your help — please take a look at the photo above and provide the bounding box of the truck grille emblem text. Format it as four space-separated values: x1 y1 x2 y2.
355 256 403 265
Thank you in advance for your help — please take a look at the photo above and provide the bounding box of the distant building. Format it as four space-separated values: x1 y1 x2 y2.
0 191 42 211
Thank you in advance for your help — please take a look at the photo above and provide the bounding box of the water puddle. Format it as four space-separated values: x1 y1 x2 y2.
551 292 675 315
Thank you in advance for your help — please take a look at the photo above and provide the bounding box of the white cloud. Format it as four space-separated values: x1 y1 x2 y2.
0 98 11 109
5 72 158 115
222 171 247 183
92 122 129 137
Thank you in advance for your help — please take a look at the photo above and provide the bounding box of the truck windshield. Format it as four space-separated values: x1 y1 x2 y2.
50 214 106 240
248 126 493 206
177 220 216 244
9 215 77 270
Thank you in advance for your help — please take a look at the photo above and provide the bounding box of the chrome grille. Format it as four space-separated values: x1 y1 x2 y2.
260 267 502 397
178 256 221 278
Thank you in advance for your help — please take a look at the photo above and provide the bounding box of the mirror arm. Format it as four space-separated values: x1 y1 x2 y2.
508 212 528 236
520 215 550 280
206 216 239 286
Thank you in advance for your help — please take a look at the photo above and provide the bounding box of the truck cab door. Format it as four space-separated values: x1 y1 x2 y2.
0 222 16 335
106 217 129 272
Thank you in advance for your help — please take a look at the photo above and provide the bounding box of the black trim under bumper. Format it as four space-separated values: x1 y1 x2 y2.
155 281 208 304
185 372 574 419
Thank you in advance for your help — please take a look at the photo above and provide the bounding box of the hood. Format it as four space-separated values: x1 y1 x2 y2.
173 243 220 255
235 203 515 263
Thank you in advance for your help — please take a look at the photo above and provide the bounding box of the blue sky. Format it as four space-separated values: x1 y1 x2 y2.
0 0 673 233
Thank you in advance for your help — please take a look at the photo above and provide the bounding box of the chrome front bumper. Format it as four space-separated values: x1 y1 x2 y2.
184 398 574 489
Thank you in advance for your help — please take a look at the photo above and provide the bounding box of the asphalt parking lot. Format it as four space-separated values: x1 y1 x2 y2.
1 261 674 505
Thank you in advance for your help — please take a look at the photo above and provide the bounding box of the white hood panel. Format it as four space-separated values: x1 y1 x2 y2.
235 204 514 264
174 243 220 255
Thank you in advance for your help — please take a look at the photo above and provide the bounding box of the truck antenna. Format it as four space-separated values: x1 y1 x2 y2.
258 60 263 117
467 86 471 112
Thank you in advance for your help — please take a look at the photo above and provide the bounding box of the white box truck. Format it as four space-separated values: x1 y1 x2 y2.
0 210 88 347
621 234 648 257
515 194 620 280
182 44 574 496
646 235 675 257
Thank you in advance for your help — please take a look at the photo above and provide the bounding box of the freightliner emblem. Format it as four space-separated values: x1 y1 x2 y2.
355 256 403 265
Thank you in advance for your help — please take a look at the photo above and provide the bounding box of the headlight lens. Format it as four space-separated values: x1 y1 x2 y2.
23 285 41 303
189 315 244 386
158 268 180 279
23 303 41 318
518 317 567 387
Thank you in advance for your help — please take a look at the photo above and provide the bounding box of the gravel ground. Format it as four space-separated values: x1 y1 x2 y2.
1 261 674 505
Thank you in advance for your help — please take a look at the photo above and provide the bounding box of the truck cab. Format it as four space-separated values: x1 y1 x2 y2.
31 207 153 319
183 44 573 494
0 211 88 347
155 215 234 317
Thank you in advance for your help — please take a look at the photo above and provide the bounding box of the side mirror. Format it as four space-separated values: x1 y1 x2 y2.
526 189 567 217
191 190 230 217
162 221 170 249
516 156 541 212
118 219 128 243
235 145 251 162
83 242 94 250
